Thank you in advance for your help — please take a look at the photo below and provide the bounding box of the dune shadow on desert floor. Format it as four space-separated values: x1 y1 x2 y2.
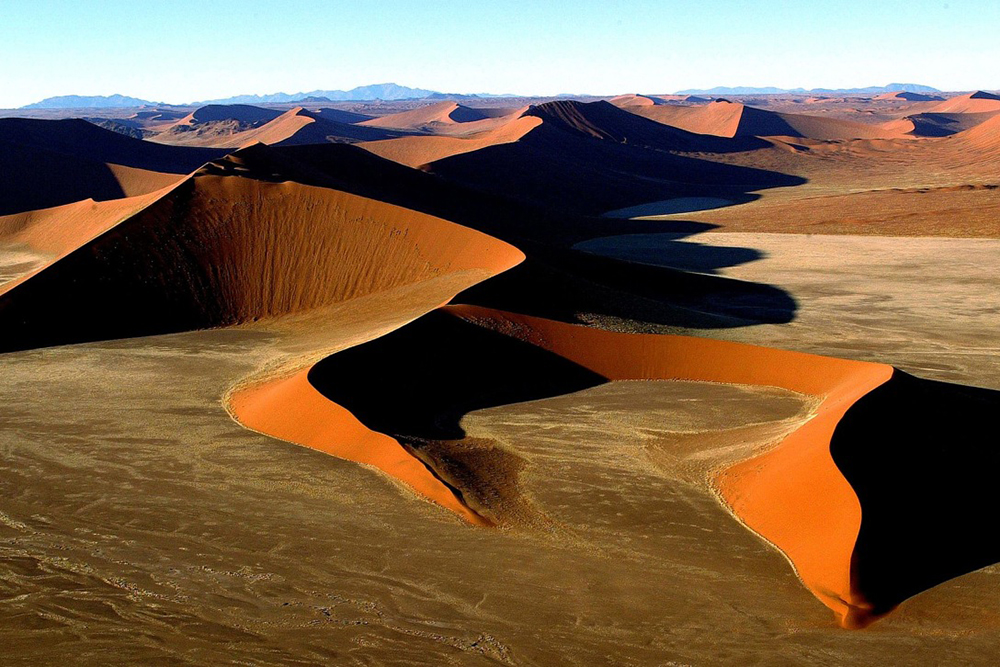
307 311 607 442
306 310 609 524
459 218 798 330
830 370 1000 625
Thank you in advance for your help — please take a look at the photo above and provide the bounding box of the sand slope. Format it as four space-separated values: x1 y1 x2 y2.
416 101 799 215
0 118 220 215
628 100 904 140
874 91 944 102
153 107 401 148
924 90 1000 114
0 163 524 351
359 115 541 167
359 101 492 129
242 300 905 626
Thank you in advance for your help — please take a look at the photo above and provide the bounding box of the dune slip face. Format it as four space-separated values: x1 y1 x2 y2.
275 303 1000 629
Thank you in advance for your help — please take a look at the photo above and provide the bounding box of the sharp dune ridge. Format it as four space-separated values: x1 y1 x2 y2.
150 106 405 148
0 117 220 215
2 85 1000 661
0 161 524 352
923 90 1000 114
624 99 908 141
230 302 1000 629
358 100 492 129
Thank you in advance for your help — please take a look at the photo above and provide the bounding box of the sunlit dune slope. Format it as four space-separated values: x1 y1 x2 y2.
924 90 1000 114
152 106 402 147
238 302 918 626
0 162 524 351
954 112 1000 151
874 91 944 102
412 101 800 214
359 101 492 129
360 115 541 167
361 99 775 170
627 99 905 140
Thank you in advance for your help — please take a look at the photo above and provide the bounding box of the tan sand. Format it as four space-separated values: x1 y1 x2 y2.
359 115 541 167
442 305 893 626
628 100 907 140
924 91 1000 114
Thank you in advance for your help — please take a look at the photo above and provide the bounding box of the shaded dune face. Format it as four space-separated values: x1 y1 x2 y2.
152 107 405 148
627 100 904 141
423 112 803 216
0 173 524 352
0 118 219 215
830 370 1000 627
430 308 1000 628
303 312 608 526
267 304 905 622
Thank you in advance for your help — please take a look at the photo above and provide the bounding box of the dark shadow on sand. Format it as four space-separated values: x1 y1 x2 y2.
307 311 606 442
830 370 1000 622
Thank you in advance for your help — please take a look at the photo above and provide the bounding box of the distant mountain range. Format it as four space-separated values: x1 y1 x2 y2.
20 94 164 109
675 83 941 96
20 83 506 109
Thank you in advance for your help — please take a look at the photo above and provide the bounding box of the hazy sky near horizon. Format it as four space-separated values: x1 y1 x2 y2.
2 0 998 107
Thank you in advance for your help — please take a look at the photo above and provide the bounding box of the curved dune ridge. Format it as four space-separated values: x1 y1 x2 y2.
0 117 219 215
151 106 399 148
359 101 491 129
359 115 542 167
874 91 944 102
954 112 1000 151
232 300 924 626
441 306 895 627
627 100 907 141
228 364 494 526
0 162 525 352
924 90 1000 114
359 98 765 170
608 94 662 107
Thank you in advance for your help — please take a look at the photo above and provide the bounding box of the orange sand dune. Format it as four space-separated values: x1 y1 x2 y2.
874 91 944 102
0 139 184 215
229 365 492 526
417 101 800 214
362 103 529 138
953 111 1000 151
0 183 184 295
359 101 492 129
0 164 524 351
629 100 905 140
153 107 398 148
924 90 1000 114
440 306 893 627
359 115 541 167
608 94 663 107
0 117 221 172
0 117 220 215
880 111 1000 137
243 300 893 626
172 104 284 127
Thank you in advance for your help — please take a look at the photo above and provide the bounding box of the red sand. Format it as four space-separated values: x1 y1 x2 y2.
0 183 184 296
925 91 1000 114
629 100 906 141
229 367 491 526
360 115 541 167
230 298 895 626
359 101 489 129
441 305 894 627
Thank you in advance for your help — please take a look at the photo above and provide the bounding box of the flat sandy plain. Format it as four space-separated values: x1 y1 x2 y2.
1 91 999 665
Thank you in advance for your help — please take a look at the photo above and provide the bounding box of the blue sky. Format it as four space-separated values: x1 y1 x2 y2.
1 0 997 107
